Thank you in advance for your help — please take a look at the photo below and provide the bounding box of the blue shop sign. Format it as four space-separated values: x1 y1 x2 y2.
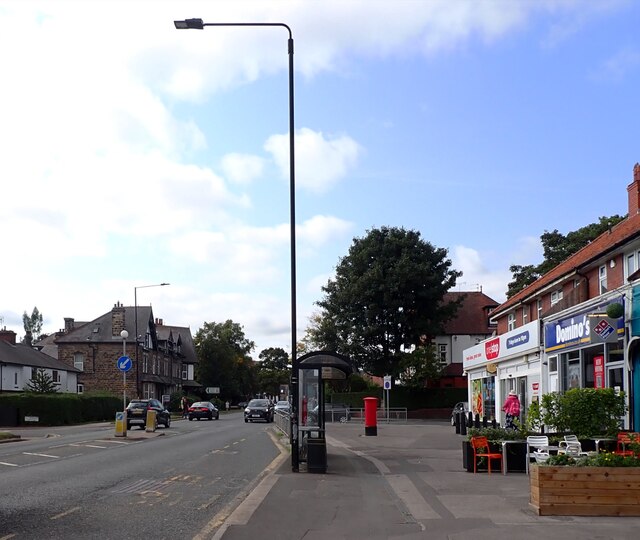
507 331 529 349
544 298 624 353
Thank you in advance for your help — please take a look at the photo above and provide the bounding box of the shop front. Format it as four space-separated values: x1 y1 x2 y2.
543 295 628 426
463 321 541 427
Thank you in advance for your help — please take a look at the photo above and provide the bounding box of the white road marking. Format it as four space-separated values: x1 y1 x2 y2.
23 452 60 459
50 506 81 520
0 462 18 467
386 474 439 520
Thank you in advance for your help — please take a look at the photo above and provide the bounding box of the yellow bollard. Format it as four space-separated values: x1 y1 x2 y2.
145 409 157 432
115 411 127 437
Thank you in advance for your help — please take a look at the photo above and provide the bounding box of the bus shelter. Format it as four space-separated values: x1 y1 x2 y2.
296 351 353 473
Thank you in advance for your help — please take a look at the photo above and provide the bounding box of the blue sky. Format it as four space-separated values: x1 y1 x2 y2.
1 1 639 357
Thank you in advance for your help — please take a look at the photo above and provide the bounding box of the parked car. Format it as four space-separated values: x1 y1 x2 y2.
274 400 291 413
188 401 219 421
451 401 469 426
126 398 171 430
244 399 274 423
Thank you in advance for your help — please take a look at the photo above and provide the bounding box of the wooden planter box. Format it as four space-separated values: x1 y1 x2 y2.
530 465 640 516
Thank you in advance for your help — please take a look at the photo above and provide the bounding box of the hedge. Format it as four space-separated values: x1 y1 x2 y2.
0 392 121 426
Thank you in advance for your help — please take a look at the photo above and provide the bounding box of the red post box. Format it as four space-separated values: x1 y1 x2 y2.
364 397 378 436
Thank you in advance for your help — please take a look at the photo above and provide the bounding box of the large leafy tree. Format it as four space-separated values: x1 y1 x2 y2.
22 307 43 345
194 320 257 402
256 347 290 398
316 226 462 378
507 215 625 298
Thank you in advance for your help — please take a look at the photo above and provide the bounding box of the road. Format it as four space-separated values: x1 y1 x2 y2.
0 412 281 539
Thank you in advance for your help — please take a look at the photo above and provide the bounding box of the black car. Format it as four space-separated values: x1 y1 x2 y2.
126 398 171 430
244 399 274 423
188 401 219 421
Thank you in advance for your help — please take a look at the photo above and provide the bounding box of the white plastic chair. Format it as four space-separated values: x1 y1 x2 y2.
558 435 593 457
526 435 549 473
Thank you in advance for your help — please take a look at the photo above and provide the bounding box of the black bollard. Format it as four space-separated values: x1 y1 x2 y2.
474 414 480 429
492 418 497 428
460 413 467 436
482 416 488 428
455 412 460 434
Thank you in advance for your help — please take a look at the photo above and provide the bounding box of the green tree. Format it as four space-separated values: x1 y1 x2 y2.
507 215 625 298
194 320 257 402
398 344 443 388
22 306 44 345
24 369 58 393
316 226 462 377
256 347 290 398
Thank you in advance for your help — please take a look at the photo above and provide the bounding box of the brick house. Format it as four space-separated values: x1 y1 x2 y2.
427 291 499 388
55 303 197 401
464 163 640 429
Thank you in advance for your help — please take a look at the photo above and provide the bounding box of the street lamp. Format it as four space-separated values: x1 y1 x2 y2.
134 282 170 398
174 17 299 471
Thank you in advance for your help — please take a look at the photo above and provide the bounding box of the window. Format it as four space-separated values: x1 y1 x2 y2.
182 366 188 380
438 344 447 364
537 299 542 319
14 373 18 386
142 353 148 373
548 356 558 373
77 384 84 394
73 353 84 371
143 382 154 399
599 265 607 294
522 305 528 325
31 367 38 379
550 290 563 306
627 254 636 277
507 313 516 331
52 370 60 383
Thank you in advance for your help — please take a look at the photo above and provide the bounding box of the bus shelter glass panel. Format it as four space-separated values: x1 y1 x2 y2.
300 368 320 428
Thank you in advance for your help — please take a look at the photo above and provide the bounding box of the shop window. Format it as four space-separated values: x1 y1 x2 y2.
507 313 515 331
561 350 580 390
599 265 607 294
606 340 624 363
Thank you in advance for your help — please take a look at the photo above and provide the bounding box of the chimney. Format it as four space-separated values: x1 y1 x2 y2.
155 318 163 326
627 162 640 216
0 329 17 345
112 302 126 337
64 317 75 333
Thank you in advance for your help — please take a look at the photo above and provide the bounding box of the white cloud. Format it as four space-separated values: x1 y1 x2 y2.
451 245 511 303
265 128 361 193
221 153 265 184
592 47 640 83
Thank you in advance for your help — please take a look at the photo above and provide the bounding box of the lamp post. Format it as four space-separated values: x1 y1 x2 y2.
134 282 170 398
174 18 299 471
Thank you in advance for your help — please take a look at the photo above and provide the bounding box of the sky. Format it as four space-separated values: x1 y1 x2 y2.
1 0 639 358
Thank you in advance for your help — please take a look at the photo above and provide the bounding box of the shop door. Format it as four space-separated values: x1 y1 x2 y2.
607 364 625 429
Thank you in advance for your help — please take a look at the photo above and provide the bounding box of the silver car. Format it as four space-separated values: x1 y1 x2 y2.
450 401 468 425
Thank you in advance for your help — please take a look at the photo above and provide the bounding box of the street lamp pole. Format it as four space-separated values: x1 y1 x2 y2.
120 330 128 412
134 282 170 399
174 18 299 471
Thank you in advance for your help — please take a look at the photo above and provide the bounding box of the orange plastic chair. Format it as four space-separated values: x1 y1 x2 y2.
470 436 503 474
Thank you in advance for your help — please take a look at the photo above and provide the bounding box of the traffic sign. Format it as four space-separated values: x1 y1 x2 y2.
206 387 220 394
117 356 132 372
383 376 392 390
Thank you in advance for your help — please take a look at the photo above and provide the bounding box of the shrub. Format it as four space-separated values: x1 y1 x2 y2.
468 426 526 442
540 388 625 438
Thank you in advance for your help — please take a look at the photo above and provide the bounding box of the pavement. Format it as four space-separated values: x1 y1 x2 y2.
210 420 640 540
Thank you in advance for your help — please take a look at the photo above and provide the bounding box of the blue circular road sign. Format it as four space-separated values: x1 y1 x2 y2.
117 356 132 372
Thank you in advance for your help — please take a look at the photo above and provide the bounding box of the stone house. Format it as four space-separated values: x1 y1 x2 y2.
55 303 197 401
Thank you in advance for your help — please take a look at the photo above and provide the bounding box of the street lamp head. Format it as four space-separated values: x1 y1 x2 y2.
174 18 204 30
120 330 129 339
